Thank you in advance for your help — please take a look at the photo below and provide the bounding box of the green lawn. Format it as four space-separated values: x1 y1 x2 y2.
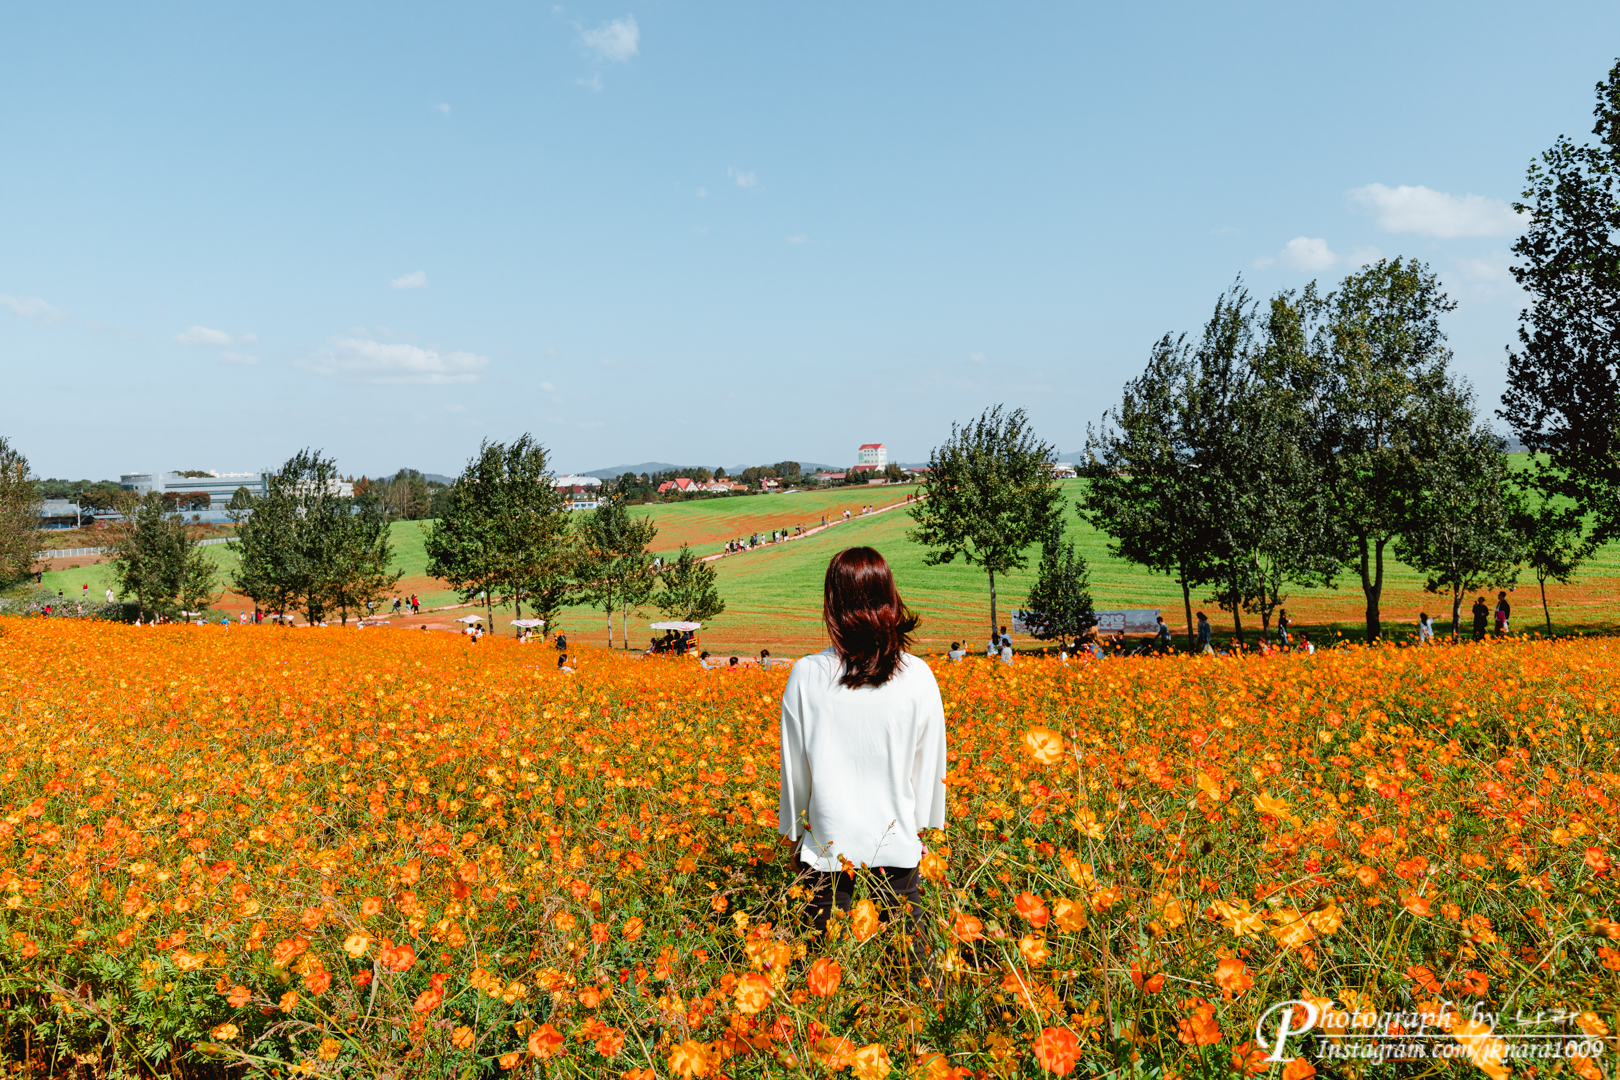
37 477 1620 652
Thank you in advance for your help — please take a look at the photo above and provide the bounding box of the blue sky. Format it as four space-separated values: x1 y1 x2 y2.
4 2 1617 479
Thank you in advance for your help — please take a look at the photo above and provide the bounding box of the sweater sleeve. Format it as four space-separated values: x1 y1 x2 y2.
912 664 948 831
777 666 811 840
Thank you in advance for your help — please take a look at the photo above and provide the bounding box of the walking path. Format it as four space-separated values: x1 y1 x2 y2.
695 494 922 564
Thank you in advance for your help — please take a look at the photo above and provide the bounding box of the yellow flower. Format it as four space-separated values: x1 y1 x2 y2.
1252 791 1291 816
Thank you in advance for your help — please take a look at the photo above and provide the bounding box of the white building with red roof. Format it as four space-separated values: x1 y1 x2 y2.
855 443 888 470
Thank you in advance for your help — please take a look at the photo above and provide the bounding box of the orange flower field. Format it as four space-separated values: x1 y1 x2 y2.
1 618 1616 1078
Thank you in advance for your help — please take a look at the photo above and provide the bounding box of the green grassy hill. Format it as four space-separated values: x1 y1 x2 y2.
37 477 1620 651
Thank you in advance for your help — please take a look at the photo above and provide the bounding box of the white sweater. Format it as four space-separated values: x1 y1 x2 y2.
777 647 948 872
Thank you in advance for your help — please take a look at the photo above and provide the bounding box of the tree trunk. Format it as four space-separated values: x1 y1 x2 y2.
605 587 615 648
1358 535 1385 642
1540 573 1553 635
1230 569 1244 647
987 568 999 643
1450 585 1462 640
1181 572 1194 654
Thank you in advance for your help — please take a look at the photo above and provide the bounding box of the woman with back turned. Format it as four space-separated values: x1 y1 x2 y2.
778 547 947 956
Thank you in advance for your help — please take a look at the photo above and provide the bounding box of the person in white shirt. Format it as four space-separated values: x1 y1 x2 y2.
779 546 946 957
947 641 965 661
1417 612 1434 644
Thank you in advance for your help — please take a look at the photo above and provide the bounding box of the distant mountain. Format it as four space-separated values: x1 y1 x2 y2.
422 473 456 485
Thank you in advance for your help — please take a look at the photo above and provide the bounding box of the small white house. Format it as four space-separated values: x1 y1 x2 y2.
857 443 888 468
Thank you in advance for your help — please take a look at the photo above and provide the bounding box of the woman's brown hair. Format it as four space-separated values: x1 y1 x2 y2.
823 547 919 688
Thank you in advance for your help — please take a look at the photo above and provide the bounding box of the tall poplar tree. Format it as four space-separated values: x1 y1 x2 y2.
1502 59 1620 544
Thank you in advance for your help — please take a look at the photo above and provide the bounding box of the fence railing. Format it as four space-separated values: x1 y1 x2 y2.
36 537 232 561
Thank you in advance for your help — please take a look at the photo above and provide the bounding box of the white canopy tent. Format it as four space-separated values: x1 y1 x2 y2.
650 621 702 632
510 619 545 628
456 614 484 624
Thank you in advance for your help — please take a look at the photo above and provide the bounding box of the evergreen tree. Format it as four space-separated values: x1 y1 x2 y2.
1022 529 1095 642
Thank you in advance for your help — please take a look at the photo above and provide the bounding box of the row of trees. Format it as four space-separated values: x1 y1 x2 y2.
424 436 725 643
1081 260 1561 646
909 265 1587 649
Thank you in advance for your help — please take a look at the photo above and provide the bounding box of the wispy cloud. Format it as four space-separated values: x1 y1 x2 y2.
433 103 450 115
729 167 758 189
390 271 428 289
0 293 67 324
1445 251 1523 302
787 234 808 244
300 338 490 385
1348 183 1523 238
1254 237 1337 271
176 325 255 346
580 15 639 61
220 351 261 365
575 73 603 92
695 186 708 198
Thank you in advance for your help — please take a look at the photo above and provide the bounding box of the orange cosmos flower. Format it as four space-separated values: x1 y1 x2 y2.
1212 957 1253 1000
1051 898 1087 932
1178 999 1221 1046
1017 933 1048 966
527 1023 564 1058
951 912 984 942
1014 892 1050 928
807 958 841 997
1023 728 1064 765
668 1039 712 1077
451 1026 475 1049
851 1043 891 1080
734 971 772 1014
1032 1027 1079 1075
850 898 881 942
622 916 644 941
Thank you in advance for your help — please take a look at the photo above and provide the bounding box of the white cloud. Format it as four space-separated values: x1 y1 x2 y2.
433 103 450 115
1347 245 1383 267
176 325 254 346
576 73 603 92
969 352 988 364
0 293 67 324
729 167 757 188
1254 236 1338 271
539 381 557 393
1348 183 1523 238
787 234 807 244
301 338 490 385
696 186 708 198
220 351 261 365
444 403 467 413
390 271 428 289
580 15 638 61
